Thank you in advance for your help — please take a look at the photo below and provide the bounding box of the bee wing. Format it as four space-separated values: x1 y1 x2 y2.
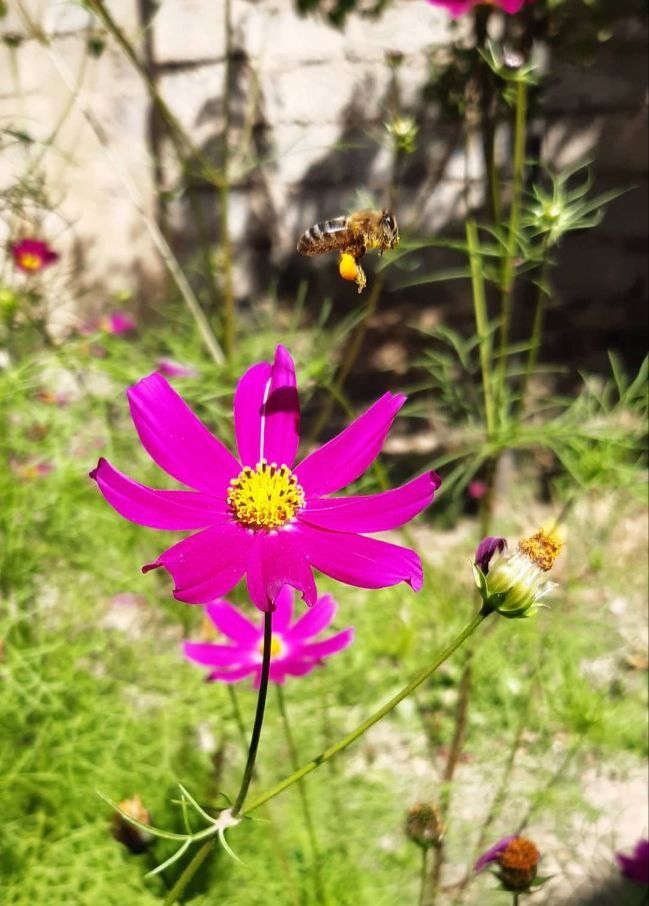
297 217 350 256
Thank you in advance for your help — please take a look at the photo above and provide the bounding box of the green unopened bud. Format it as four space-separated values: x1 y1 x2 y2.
405 803 444 849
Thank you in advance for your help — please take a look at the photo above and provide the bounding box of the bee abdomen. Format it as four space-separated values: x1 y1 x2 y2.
297 217 348 255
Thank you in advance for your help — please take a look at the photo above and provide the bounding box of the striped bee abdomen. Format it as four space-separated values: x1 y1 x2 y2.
297 216 350 256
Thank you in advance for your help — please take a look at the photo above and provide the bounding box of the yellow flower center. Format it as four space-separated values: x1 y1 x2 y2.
227 460 304 531
18 252 43 271
258 634 284 658
518 528 563 572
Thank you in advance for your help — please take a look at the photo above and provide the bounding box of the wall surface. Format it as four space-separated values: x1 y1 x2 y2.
1 0 647 364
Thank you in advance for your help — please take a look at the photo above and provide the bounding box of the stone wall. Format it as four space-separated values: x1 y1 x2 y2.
1 0 647 364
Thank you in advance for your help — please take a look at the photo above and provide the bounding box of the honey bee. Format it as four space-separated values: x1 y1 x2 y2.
297 209 399 293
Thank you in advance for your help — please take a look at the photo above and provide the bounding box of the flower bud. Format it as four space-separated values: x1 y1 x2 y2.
111 794 153 854
405 803 444 849
475 835 541 893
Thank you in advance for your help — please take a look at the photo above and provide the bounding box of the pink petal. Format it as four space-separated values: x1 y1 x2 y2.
301 472 440 533
280 658 320 678
261 346 300 467
207 665 257 684
272 584 295 633
183 640 250 668
234 361 272 466
295 393 406 497
246 530 317 612
299 627 355 660
90 457 229 530
287 594 337 641
297 523 423 591
205 599 260 645
144 522 252 604
234 347 300 467
128 373 240 495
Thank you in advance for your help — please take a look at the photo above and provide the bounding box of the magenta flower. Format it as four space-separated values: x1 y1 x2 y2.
616 840 649 885
156 357 199 379
103 311 137 335
468 480 488 500
11 238 59 273
184 585 353 687
90 345 440 611
428 0 532 16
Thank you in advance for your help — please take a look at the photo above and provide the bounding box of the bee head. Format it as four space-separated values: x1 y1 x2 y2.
381 210 399 248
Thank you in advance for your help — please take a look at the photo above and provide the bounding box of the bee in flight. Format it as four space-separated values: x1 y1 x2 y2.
297 208 399 294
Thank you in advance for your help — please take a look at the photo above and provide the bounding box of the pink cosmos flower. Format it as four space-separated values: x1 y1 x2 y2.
156 357 199 379
184 585 353 687
616 840 649 886
11 238 59 273
90 345 440 612
102 311 137 335
428 0 531 16
468 480 488 500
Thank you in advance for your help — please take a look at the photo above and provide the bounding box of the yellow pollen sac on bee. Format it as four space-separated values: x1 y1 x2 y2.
227 459 305 531
338 252 359 282
518 528 563 572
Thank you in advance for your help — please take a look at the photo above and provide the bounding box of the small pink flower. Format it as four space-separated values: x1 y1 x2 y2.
184 586 353 687
427 0 532 16
468 480 488 500
616 840 649 886
12 459 54 479
102 311 137 335
11 238 59 274
90 345 440 612
156 358 199 379
474 835 517 872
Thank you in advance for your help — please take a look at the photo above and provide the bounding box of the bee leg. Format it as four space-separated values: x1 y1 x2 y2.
355 261 367 294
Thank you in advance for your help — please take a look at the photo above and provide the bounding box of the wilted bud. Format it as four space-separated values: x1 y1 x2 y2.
475 835 541 893
112 794 153 854
405 803 444 849
473 527 563 619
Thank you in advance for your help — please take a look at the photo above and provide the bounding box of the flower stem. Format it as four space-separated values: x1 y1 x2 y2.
233 610 273 815
519 247 551 412
418 847 430 906
466 218 496 437
496 75 528 414
276 685 328 905
242 612 487 816
162 613 273 906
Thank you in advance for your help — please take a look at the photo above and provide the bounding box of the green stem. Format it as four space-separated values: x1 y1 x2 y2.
162 840 213 906
163 614 273 906
232 611 273 815
466 219 496 437
512 894 520 906
220 0 235 359
496 76 528 415
242 612 487 816
276 685 327 905
519 251 550 412
418 847 429 906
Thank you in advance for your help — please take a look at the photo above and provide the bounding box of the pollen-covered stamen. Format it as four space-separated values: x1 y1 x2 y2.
517 528 562 572
227 459 305 531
